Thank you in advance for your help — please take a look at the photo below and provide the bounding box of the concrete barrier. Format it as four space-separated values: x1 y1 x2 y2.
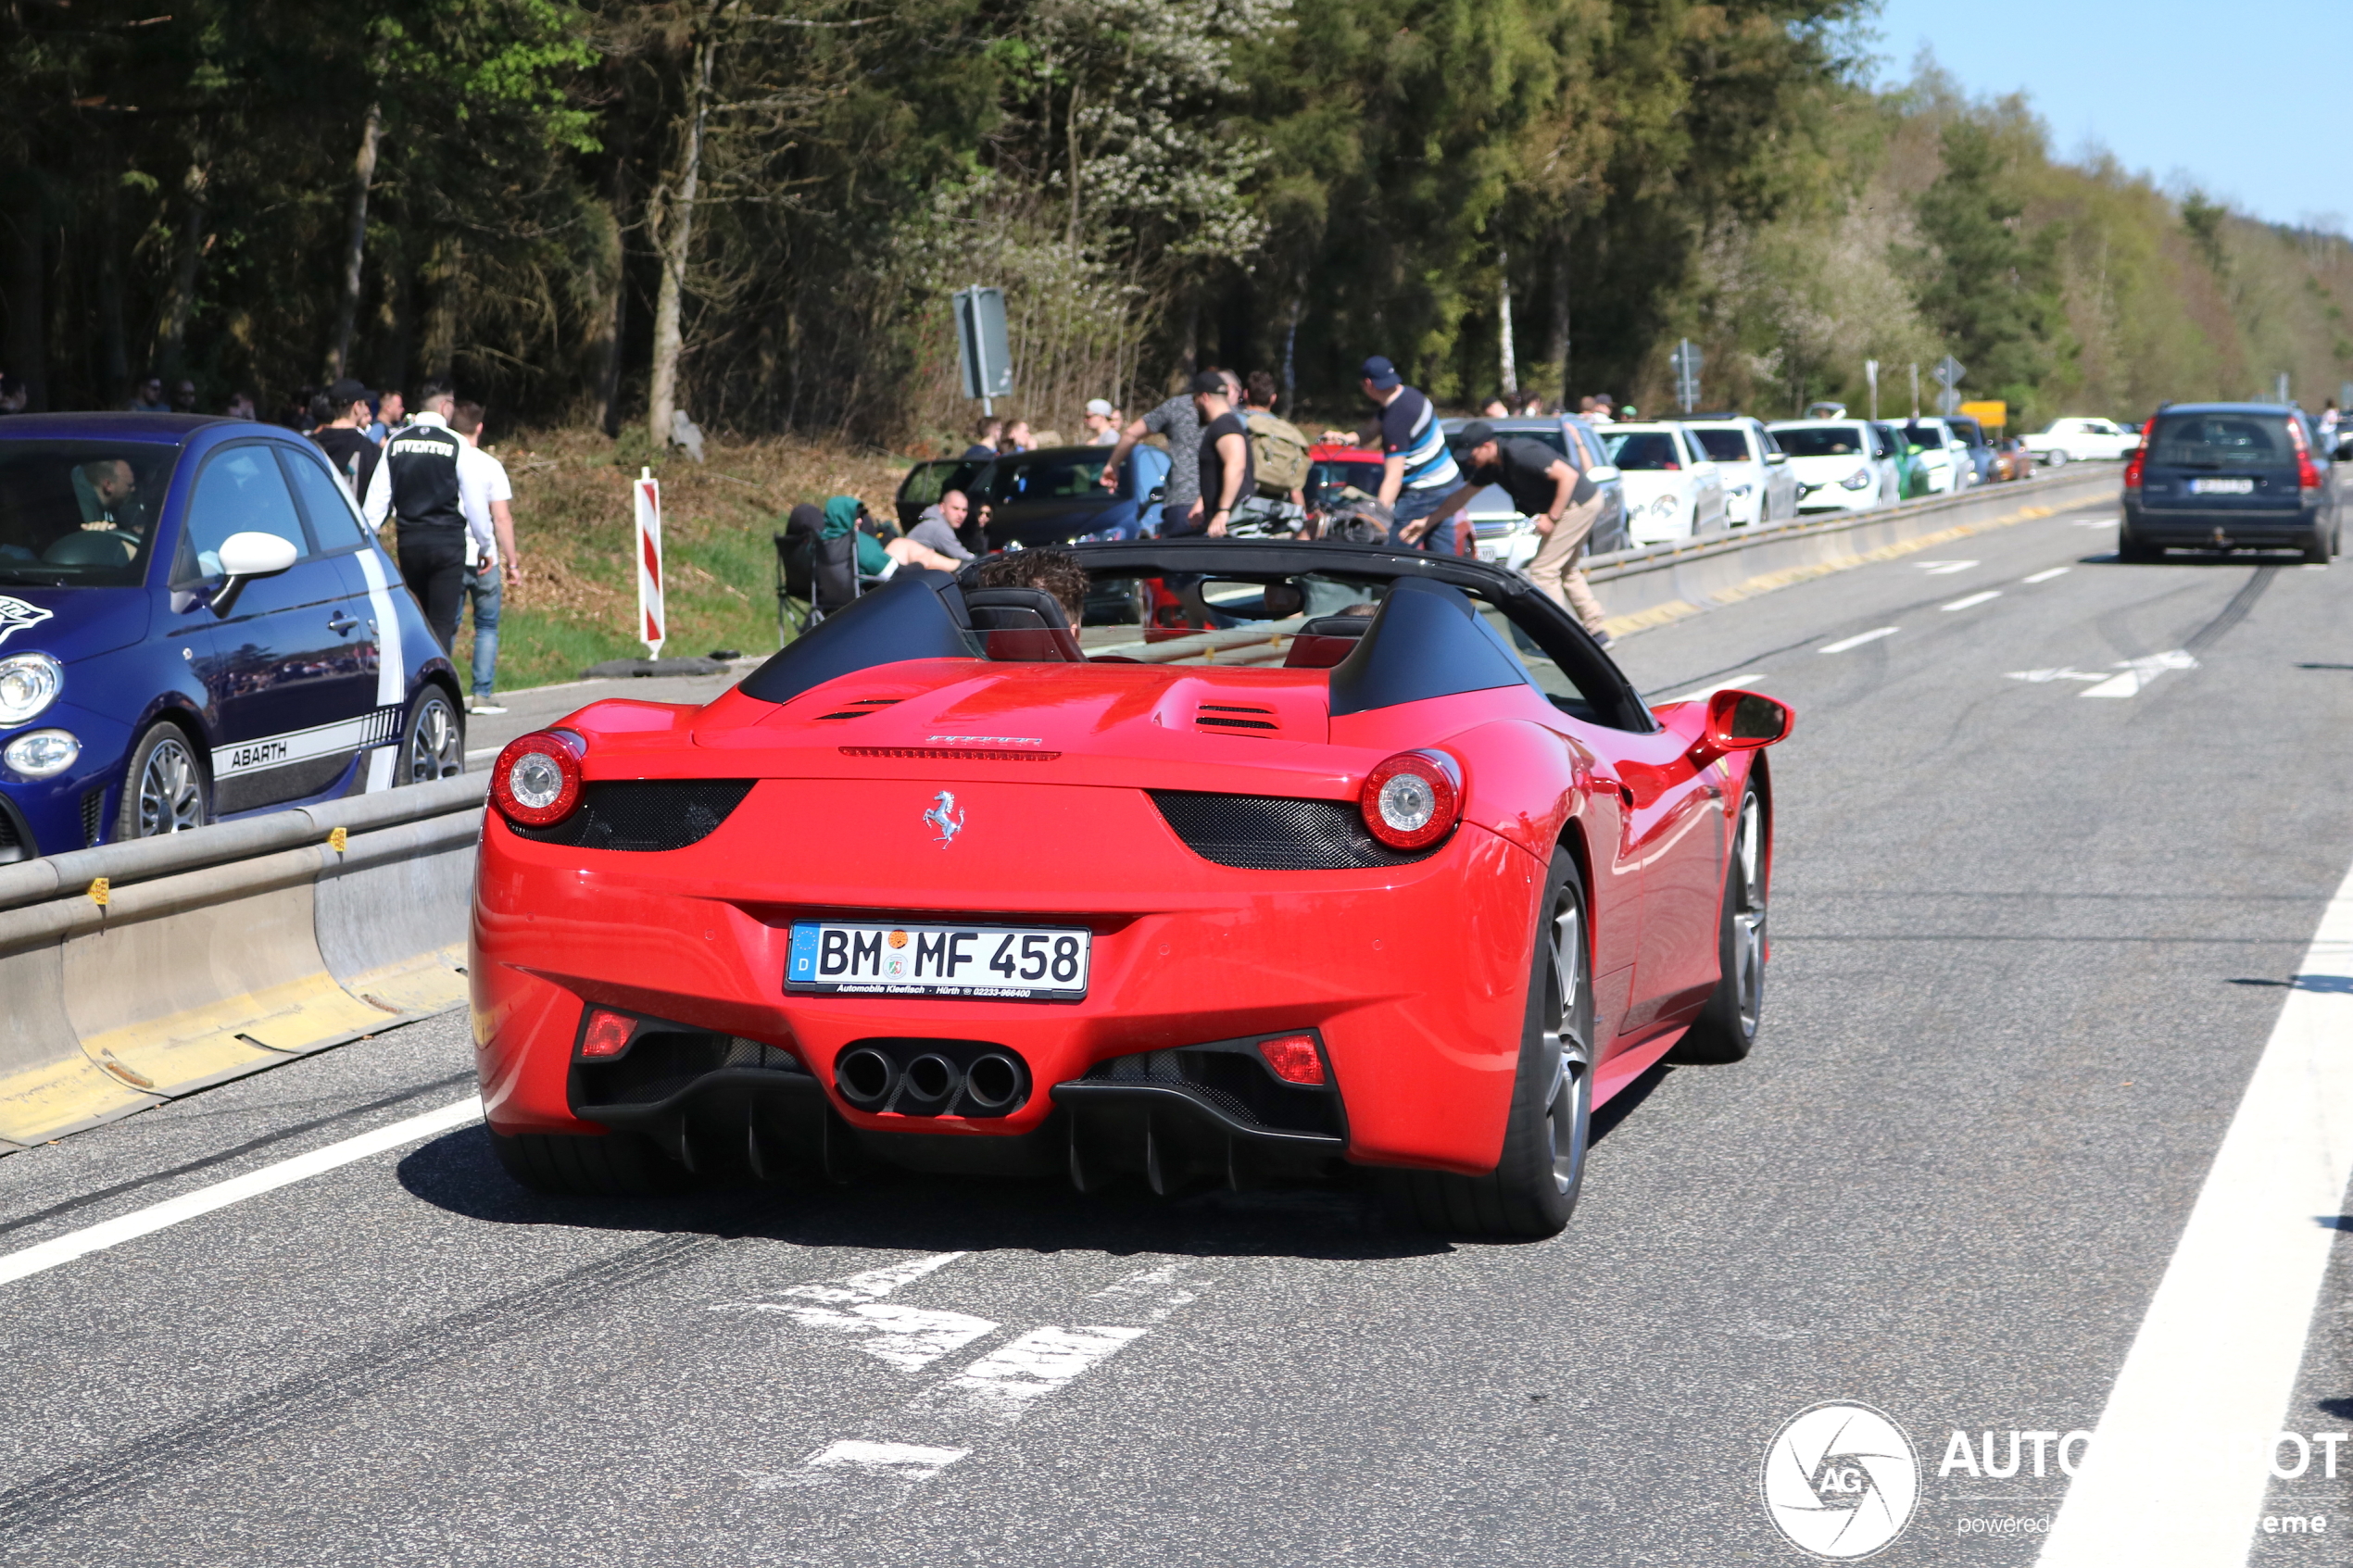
0 775 484 1150
1583 469 2117 636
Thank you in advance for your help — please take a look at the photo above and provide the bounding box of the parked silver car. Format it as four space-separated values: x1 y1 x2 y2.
1676 416 1798 526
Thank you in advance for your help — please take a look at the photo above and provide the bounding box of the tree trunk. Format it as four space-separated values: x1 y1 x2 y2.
648 30 715 451
1497 242 1517 397
97 177 129 405
588 198 627 436
2 177 44 410
152 160 208 381
1280 294 1302 414
1547 232 1571 400
325 97 385 382
418 235 463 381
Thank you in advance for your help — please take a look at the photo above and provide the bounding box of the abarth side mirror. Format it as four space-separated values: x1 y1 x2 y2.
208 530 298 618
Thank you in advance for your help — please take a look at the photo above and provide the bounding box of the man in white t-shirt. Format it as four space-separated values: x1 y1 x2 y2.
450 401 523 714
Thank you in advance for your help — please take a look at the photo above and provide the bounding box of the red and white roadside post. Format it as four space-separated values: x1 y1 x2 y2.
635 466 665 659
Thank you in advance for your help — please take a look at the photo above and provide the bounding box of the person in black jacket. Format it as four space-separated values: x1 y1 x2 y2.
309 378 379 501
360 379 470 649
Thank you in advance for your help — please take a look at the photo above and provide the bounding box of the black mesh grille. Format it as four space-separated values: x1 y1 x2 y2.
510 780 755 852
1084 1045 1340 1136
80 787 106 848
1149 791 1443 870
0 801 24 862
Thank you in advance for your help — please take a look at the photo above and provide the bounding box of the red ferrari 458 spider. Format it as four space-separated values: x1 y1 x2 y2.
472 542 1789 1236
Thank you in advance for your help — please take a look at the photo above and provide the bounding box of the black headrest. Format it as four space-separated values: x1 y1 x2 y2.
1298 614 1374 638
961 586 1083 663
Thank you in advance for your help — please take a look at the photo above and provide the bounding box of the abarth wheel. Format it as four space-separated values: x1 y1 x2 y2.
1674 784 1768 1064
398 688 465 784
115 721 208 841
1389 846 1593 1238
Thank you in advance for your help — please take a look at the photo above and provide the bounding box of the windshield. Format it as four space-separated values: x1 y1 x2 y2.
2149 414 2286 467
1690 429 1750 463
1773 426 1867 458
1604 432 1681 470
0 439 179 586
1902 423 1946 446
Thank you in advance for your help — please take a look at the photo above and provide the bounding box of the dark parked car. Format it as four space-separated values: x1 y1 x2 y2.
2121 402 2341 562
0 413 460 860
895 444 1172 550
1944 414 1998 485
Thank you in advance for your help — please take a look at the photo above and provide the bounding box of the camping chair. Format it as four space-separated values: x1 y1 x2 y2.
774 511 887 644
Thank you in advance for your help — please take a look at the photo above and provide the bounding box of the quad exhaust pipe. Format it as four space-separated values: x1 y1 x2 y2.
832 1043 1030 1118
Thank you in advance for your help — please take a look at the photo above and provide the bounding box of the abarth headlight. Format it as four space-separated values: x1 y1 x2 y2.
0 652 63 727
1841 467 1874 490
3 729 78 779
1729 483 1754 496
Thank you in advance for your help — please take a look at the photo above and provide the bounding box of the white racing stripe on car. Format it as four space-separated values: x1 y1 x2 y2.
210 708 403 779
2037 853 2353 1567
1818 628 1897 654
0 1097 482 1288
356 546 405 792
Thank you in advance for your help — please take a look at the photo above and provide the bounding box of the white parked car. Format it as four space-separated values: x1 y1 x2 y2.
1680 417 1798 526
1601 423 1727 544
1768 420 1902 513
2025 417 2140 466
1899 417 1975 495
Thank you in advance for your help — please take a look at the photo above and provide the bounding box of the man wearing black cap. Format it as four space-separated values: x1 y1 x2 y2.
309 378 380 500
1418 420 1610 639
360 379 470 650
1180 370 1253 537
1358 355 1461 551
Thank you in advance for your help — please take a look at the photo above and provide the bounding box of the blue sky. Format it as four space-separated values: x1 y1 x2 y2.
1864 1 2339 229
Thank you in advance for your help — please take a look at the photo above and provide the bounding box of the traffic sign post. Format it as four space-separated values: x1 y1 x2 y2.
1933 355 1966 417
635 466 665 659
1670 339 1703 414
954 285 1013 416
1865 359 1880 420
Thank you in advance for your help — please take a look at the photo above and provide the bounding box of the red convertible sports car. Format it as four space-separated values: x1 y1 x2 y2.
471 542 1789 1236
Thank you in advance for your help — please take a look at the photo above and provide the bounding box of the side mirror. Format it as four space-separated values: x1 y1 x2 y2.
1693 688 1793 764
208 530 298 618
1586 464 1622 483
1906 444 1925 456
1766 451 1788 465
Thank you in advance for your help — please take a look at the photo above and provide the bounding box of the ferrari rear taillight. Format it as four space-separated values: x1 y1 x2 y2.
1361 749 1462 850
491 729 584 827
1258 1035 1327 1086
579 1007 635 1058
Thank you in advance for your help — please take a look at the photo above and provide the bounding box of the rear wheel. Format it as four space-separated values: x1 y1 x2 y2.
2301 527 2330 567
2045 448 2068 468
1672 784 1768 1065
115 721 208 841
1388 847 1593 1238
2116 521 2157 563
489 1126 693 1197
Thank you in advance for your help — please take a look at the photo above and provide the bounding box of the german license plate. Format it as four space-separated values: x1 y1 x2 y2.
786 922 1090 999
2190 477 2255 495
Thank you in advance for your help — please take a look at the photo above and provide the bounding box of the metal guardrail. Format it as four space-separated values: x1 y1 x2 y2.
0 774 486 1150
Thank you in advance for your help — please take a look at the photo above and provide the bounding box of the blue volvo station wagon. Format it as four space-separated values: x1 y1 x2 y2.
0 413 463 862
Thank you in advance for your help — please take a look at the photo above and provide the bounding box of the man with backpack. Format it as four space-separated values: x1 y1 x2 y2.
1239 371 1309 514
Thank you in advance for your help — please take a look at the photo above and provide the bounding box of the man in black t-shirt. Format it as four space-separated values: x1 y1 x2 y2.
1420 420 1610 638
360 379 470 650
309 378 380 501
1180 370 1253 537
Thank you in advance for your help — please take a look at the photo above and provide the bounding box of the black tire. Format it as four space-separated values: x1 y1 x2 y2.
1673 784 1768 1064
1388 847 1594 1239
2301 527 2330 567
115 721 209 841
398 685 466 784
2116 522 2156 564
489 1125 694 1197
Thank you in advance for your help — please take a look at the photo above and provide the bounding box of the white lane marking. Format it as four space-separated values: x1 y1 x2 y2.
711 1251 995 1371
1818 628 1898 654
2022 567 2070 583
1940 590 2001 611
915 1325 1150 1425
2081 650 2195 698
0 1097 482 1289
1088 1263 1198 1321
2036 856 2353 1566
1917 559 1979 575
2007 669 2110 684
804 1440 969 1480
1667 672 1768 703
2073 516 2120 529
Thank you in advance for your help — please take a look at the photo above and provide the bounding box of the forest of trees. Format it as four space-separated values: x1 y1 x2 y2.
3 0 2348 450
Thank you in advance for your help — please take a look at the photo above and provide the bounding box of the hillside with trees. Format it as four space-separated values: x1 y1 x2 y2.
2 1 2346 445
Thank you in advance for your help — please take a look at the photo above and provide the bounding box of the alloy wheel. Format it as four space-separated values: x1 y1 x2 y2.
1729 792 1768 1035
135 734 204 837
403 694 464 784
1541 894 1593 1196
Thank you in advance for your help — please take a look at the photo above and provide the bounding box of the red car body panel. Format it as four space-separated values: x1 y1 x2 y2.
470 563 1777 1183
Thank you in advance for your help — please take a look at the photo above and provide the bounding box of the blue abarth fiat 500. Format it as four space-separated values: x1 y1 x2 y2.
0 413 463 861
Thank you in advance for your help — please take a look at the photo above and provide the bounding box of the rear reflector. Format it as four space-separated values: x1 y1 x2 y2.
1258 1035 1326 1085
580 1008 635 1059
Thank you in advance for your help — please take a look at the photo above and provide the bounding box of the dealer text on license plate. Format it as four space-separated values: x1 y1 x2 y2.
786 922 1090 999
2190 477 2256 495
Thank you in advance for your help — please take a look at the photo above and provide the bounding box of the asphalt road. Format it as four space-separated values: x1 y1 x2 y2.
3 491 2349 1565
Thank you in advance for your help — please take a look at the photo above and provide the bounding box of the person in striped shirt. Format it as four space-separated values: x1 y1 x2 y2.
1359 356 1462 552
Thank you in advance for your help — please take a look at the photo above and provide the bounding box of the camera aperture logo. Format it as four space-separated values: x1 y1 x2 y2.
1762 1402 1920 1559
